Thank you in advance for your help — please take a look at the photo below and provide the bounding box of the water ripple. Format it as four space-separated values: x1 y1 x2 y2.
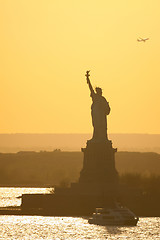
0 216 159 239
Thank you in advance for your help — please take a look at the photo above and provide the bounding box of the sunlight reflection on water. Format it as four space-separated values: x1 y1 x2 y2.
0 188 51 207
0 216 159 240
0 188 159 239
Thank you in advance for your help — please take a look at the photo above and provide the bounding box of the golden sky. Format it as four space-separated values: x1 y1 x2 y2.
0 0 160 134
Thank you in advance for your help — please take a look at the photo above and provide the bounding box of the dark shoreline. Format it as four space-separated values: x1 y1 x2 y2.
0 185 53 188
0 207 159 217
0 151 160 187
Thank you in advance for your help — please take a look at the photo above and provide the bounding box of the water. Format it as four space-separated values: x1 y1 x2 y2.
0 188 159 239
0 216 159 239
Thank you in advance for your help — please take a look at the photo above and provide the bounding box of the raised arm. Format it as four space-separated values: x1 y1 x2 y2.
85 71 94 95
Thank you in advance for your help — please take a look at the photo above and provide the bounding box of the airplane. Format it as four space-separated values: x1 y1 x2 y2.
137 37 149 42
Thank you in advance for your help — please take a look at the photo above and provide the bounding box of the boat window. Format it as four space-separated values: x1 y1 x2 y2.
114 210 129 213
103 211 110 214
103 216 114 219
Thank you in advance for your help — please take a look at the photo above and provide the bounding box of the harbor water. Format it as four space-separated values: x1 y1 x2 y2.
0 188 159 239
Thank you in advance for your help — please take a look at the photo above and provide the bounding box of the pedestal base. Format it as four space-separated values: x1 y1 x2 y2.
79 139 118 186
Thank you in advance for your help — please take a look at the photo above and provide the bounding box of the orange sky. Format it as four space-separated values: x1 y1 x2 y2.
0 0 160 134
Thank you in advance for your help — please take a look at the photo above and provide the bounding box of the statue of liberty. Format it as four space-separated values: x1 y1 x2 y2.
85 71 110 141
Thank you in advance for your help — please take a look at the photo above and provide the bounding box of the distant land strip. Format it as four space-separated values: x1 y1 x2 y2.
0 133 160 153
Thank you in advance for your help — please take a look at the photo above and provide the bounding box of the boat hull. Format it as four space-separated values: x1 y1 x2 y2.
88 218 139 226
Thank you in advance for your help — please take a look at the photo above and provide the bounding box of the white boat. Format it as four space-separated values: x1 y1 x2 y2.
88 205 139 226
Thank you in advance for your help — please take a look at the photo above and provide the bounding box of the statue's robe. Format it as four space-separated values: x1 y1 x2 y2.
91 92 110 141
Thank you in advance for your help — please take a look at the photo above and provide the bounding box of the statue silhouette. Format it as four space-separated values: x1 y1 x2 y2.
86 71 110 141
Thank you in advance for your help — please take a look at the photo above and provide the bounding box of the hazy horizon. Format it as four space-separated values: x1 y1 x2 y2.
0 133 160 153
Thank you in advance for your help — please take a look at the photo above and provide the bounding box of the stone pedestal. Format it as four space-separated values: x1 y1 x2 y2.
56 139 119 198
79 139 118 186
